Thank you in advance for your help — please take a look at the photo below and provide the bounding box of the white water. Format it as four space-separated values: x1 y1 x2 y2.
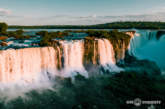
0 47 58 83
60 40 88 77
0 47 57 100
0 39 123 99
97 39 122 72
97 39 115 65
0 39 124 83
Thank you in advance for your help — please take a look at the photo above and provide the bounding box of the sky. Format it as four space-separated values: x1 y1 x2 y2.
0 0 165 25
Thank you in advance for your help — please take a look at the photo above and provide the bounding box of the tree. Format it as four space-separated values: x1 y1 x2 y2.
16 29 24 36
0 22 8 35
36 31 48 37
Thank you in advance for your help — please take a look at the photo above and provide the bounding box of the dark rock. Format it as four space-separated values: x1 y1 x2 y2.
120 51 161 76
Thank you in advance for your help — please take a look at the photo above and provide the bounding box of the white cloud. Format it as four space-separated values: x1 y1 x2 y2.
1 11 165 25
0 8 11 16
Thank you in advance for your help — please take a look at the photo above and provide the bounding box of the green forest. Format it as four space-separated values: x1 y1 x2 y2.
7 22 165 29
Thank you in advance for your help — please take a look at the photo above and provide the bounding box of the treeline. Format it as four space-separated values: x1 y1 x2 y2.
8 22 165 29
0 22 31 40
97 22 165 29
37 29 131 46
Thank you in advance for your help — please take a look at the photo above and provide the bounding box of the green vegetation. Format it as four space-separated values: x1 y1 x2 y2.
8 22 165 29
97 22 165 29
37 31 69 46
83 30 131 62
39 29 131 47
39 30 132 64
37 31 69 38
9 31 29 39
108 30 132 61
85 29 131 40
7 29 30 40
0 22 30 40
0 72 164 109
0 22 8 35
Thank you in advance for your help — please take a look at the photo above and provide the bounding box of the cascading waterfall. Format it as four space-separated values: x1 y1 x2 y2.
97 39 122 72
0 41 88 84
0 47 59 99
97 39 115 65
129 30 165 72
61 41 84 69
59 40 88 77
0 39 126 83
0 47 58 83
129 30 157 55
0 38 129 99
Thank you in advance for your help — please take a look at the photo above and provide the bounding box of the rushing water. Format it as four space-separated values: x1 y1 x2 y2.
7 28 165 72
129 30 165 73
0 29 163 109
0 29 164 100
0 38 122 100
0 39 122 98
0 39 119 83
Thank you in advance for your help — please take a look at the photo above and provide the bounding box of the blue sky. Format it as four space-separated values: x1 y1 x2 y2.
0 0 165 25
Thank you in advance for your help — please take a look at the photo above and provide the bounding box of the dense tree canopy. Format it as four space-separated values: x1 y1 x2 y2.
0 22 8 35
8 22 165 29
37 31 69 46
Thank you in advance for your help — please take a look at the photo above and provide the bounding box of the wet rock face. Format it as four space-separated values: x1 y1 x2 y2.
110 39 126 62
53 45 63 70
109 37 132 62
156 31 165 40
83 38 99 66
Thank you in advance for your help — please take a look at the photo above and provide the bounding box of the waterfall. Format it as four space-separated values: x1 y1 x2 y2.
129 30 165 72
0 41 89 83
60 41 84 69
97 39 122 72
0 38 127 99
97 39 115 65
129 30 157 56
0 47 59 99
0 38 126 84
0 47 58 83
59 40 88 77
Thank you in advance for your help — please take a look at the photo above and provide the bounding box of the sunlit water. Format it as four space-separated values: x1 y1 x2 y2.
7 28 165 72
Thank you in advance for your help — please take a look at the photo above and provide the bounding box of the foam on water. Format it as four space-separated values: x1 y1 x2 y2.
0 39 125 100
